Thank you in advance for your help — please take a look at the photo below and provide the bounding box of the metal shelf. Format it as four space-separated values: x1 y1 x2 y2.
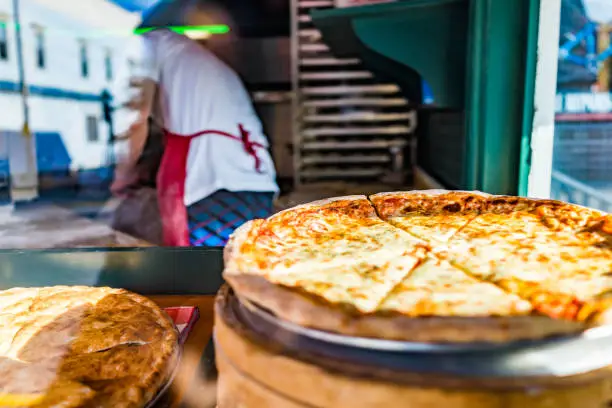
301 84 400 95
292 0 415 186
301 140 407 150
300 57 360 66
298 0 334 8
298 29 322 40
301 154 391 165
303 112 414 123
300 168 386 178
299 43 330 53
302 97 408 108
302 126 411 138
299 71 373 81
298 14 312 23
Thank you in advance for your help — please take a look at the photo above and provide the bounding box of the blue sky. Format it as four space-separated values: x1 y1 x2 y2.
584 0 612 23
110 0 161 12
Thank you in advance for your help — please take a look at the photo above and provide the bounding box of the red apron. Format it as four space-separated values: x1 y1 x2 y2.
156 124 265 247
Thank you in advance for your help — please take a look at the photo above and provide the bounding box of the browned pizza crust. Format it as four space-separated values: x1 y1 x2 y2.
223 273 584 343
369 189 605 219
0 286 179 408
224 190 611 343
274 195 370 216
369 190 492 218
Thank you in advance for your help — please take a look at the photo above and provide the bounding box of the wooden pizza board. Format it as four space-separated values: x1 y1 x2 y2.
215 288 612 408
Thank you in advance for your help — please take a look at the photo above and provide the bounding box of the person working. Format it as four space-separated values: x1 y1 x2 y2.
112 28 279 247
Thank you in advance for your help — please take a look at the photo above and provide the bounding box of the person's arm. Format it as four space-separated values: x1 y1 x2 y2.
112 34 160 194
125 77 157 167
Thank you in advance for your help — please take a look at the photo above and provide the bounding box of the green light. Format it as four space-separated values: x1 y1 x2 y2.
134 25 230 36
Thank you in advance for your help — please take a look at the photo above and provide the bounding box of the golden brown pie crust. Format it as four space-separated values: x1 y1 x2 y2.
0 286 179 408
224 190 612 343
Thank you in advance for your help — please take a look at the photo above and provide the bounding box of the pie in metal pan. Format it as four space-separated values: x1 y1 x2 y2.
0 286 180 408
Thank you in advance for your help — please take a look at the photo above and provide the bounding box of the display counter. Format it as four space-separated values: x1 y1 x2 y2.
0 203 152 249
0 247 223 407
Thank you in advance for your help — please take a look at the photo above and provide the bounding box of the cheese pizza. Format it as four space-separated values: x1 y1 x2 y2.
224 190 612 343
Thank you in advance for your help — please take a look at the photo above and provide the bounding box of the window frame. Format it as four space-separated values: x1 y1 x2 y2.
32 24 45 69
522 0 562 199
86 115 100 143
79 39 89 78
104 48 113 81
0 16 8 61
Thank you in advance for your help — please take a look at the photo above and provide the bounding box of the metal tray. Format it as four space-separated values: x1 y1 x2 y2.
144 345 182 408
234 294 612 378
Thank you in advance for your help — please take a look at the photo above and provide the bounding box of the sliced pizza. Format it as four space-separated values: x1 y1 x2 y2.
439 205 612 321
225 196 430 314
378 257 532 317
438 210 575 280
369 191 488 244
490 242 612 320
224 190 612 343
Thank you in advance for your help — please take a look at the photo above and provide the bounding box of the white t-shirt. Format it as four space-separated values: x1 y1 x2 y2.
119 29 279 206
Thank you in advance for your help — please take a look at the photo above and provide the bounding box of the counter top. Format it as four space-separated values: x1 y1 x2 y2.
151 295 217 408
0 203 151 249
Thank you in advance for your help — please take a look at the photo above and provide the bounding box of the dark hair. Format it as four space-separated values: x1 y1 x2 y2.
137 0 200 30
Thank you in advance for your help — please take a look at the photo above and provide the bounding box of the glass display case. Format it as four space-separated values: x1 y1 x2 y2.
0 0 611 407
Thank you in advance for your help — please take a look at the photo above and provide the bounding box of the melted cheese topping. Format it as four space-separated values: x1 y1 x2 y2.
387 213 477 243
236 198 430 313
271 249 424 313
380 258 532 316
231 193 612 321
496 243 612 300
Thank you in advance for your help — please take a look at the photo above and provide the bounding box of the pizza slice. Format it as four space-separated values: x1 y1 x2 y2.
438 207 612 322
439 207 589 279
224 196 431 314
378 257 533 317
490 242 612 320
531 200 607 232
436 211 549 281
267 249 425 313
372 258 594 342
369 191 487 244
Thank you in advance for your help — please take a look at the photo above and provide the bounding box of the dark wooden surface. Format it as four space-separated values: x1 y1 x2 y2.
151 295 217 408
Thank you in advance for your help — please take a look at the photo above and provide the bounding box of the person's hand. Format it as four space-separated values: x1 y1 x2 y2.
111 168 139 197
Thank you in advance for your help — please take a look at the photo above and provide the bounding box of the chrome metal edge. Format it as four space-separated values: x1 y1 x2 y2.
233 295 612 378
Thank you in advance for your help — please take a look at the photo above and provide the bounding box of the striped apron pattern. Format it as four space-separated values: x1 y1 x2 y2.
187 189 274 247
156 124 270 246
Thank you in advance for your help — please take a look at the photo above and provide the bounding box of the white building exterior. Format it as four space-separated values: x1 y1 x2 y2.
0 0 141 188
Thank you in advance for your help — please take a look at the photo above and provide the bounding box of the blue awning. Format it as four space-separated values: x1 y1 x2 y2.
0 131 72 173
36 132 73 173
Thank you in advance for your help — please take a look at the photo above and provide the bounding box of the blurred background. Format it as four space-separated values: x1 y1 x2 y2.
0 0 610 248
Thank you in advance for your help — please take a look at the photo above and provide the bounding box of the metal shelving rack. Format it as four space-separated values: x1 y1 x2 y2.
291 0 416 187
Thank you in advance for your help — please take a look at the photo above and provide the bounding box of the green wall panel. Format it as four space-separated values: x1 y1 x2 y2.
312 0 541 195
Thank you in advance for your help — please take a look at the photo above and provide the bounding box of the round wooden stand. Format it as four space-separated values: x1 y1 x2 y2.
215 287 612 408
